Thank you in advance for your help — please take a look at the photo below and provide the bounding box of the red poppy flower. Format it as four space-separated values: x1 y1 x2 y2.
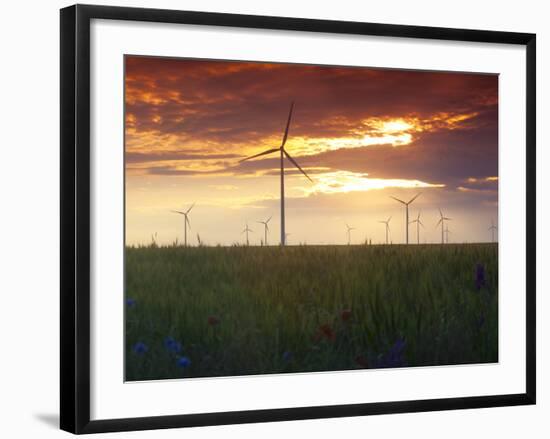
341 309 352 322
319 324 336 342
207 315 220 326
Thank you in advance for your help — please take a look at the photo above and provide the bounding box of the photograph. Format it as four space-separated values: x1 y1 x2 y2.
124 55 499 381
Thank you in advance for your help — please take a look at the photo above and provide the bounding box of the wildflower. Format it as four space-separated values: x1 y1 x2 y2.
177 356 191 368
317 324 336 342
475 263 486 290
282 351 293 362
164 336 182 354
126 298 136 308
132 342 148 355
207 315 220 326
375 338 407 368
341 309 352 322
355 355 369 368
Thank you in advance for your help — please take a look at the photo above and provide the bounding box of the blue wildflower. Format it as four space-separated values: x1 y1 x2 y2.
282 351 292 362
375 338 407 368
475 263 486 290
177 356 191 368
126 298 136 307
164 336 182 354
133 342 148 355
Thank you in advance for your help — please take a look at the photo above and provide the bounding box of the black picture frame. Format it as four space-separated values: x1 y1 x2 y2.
60 4 536 434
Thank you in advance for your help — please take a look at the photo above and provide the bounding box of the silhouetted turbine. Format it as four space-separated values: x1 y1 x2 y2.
239 102 313 246
257 215 272 246
171 203 195 247
390 193 421 244
409 211 424 244
378 216 392 245
436 208 452 244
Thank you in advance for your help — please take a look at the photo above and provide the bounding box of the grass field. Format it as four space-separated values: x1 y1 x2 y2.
125 243 498 381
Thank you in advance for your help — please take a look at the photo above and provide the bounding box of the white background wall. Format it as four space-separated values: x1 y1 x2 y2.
0 0 546 437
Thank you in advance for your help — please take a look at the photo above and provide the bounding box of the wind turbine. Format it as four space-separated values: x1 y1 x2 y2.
489 219 498 243
444 225 452 244
409 211 424 245
242 222 253 246
171 203 195 247
257 216 272 246
436 208 452 244
390 193 421 244
346 223 355 245
239 102 313 246
378 216 392 245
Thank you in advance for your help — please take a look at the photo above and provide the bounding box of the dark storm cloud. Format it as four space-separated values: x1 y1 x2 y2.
125 56 498 146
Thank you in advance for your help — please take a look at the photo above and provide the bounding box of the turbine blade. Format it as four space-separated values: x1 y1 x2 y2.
239 147 280 162
438 207 443 218
436 218 442 227
390 196 406 204
171 210 184 215
387 216 392 223
281 102 294 147
407 192 421 204
266 216 272 224
186 216 191 230
186 202 195 214
283 149 313 183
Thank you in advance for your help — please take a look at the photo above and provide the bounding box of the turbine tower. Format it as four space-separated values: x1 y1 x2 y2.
390 193 421 244
436 208 452 244
444 225 452 244
409 211 424 244
489 219 498 243
171 203 195 247
378 216 392 245
257 216 272 246
239 102 313 246
242 222 253 246
346 223 355 245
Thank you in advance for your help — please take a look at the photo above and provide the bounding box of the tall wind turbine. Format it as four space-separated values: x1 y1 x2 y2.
409 211 424 244
489 219 498 243
346 223 355 245
390 193 421 244
378 216 392 245
239 102 313 246
242 222 253 246
171 203 195 247
257 216 272 246
436 208 452 244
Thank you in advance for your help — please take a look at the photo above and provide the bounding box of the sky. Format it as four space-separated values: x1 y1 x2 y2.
125 55 499 246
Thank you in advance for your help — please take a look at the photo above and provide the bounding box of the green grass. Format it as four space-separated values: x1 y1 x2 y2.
125 243 498 381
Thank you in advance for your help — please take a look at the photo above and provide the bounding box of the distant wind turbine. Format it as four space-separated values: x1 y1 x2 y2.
346 223 355 245
378 216 392 245
242 222 253 246
489 219 498 243
390 193 421 244
409 211 424 245
239 102 313 246
444 225 452 244
171 203 195 247
436 208 452 244
257 216 272 246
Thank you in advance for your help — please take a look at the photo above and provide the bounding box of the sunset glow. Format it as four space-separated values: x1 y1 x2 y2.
125 57 498 245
